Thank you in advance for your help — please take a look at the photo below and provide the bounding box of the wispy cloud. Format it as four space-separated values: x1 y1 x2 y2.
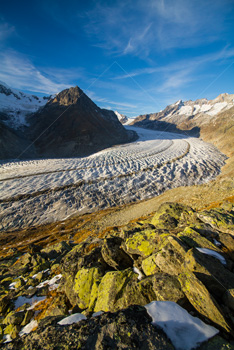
0 50 81 94
83 0 233 57
0 20 16 43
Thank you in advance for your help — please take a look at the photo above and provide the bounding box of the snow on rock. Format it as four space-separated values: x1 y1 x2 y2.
206 102 228 116
19 320 38 336
58 313 87 325
133 267 144 280
36 274 62 290
179 105 193 116
0 81 50 129
196 247 226 265
9 281 17 290
145 301 219 350
14 295 46 310
200 104 212 112
92 311 104 317
3 334 12 343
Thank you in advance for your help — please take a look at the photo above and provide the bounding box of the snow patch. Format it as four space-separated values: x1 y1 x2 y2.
58 313 87 325
206 102 228 116
196 247 226 265
133 267 144 280
14 295 46 310
179 105 192 116
145 301 219 350
19 320 38 336
3 334 12 343
36 273 62 290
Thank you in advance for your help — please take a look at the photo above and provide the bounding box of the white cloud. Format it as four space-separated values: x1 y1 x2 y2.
0 50 80 94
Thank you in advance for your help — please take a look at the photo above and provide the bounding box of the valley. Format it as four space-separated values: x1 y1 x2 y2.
0 126 226 231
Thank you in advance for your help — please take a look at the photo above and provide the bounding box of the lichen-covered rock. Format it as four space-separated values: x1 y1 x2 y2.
21 309 34 327
0 306 175 350
43 293 70 318
94 268 156 313
178 227 221 251
0 296 13 316
197 208 234 233
197 335 234 349
73 267 103 310
154 235 188 275
94 268 136 312
184 248 234 298
179 270 231 333
4 324 21 339
3 310 25 325
61 243 108 278
222 289 234 311
41 241 71 260
151 273 186 305
124 229 159 257
216 231 234 261
142 254 160 276
101 236 133 270
151 202 194 229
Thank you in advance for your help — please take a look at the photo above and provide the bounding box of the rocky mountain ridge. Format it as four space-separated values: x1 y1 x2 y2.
0 83 136 159
0 81 50 130
132 93 234 136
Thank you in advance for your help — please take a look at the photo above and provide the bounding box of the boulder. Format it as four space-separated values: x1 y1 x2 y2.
151 202 194 229
142 255 160 276
41 241 71 260
124 229 160 258
0 306 174 350
3 310 25 325
178 227 221 251
4 324 21 339
197 208 234 234
73 267 103 310
101 236 133 270
178 270 231 333
153 235 188 275
197 335 234 350
94 268 156 313
151 273 186 305
184 248 234 299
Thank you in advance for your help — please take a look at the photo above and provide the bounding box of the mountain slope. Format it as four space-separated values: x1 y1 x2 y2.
132 93 234 137
0 81 50 130
0 83 136 160
28 86 136 158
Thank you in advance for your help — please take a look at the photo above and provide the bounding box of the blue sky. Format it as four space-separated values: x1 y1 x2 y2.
0 0 234 117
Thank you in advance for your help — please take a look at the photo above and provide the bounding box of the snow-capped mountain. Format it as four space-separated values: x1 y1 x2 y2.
0 81 50 129
132 93 234 135
114 111 136 125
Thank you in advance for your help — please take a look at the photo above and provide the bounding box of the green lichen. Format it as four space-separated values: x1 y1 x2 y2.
178 227 220 251
74 267 103 310
125 230 158 257
141 255 159 276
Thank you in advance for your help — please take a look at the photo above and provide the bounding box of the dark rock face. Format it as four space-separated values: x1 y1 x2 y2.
2 306 174 350
0 85 137 160
28 86 136 158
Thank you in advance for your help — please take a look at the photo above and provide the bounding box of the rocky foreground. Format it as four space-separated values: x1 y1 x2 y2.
0 202 234 349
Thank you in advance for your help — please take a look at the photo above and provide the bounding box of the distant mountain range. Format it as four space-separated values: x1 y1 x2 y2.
0 83 136 160
131 93 234 137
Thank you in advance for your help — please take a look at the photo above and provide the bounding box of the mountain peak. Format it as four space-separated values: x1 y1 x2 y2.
52 86 84 106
